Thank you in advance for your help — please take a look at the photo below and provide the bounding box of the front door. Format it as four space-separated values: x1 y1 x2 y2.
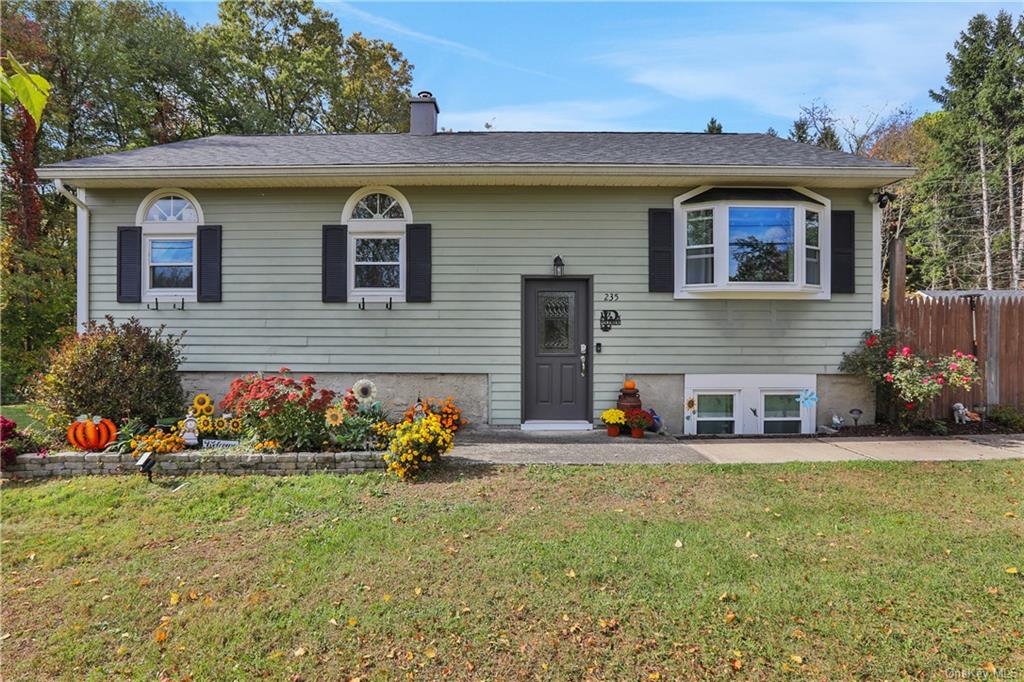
523 278 591 421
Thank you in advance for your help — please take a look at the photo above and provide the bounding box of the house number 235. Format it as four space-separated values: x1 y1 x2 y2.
603 293 620 302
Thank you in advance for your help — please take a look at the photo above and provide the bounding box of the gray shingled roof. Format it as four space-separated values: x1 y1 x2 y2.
41 132 907 170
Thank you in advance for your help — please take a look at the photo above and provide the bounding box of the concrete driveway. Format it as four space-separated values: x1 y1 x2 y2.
449 432 1024 465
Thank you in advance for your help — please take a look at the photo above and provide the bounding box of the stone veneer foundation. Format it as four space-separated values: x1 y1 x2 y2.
2 450 386 480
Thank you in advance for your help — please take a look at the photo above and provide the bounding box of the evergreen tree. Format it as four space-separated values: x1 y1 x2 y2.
765 126 779 137
788 117 812 144
704 117 723 134
815 125 843 151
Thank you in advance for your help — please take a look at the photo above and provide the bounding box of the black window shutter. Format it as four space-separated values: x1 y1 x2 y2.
406 223 432 303
116 225 142 303
648 208 674 292
197 224 222 302
831 210 856 294
322 224 347 302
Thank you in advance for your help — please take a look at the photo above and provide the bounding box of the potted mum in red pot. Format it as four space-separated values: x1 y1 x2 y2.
625 409 653 439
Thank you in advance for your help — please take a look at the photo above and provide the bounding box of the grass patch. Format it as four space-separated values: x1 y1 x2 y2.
2 462 1022 679
0 403 40 431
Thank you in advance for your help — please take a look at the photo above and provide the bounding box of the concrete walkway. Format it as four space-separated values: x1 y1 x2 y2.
449 433 1024 466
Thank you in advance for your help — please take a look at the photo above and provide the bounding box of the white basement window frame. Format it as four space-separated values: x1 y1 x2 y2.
673 186 831 299
684 374 817 435
136 188 204 302
341 186 413 303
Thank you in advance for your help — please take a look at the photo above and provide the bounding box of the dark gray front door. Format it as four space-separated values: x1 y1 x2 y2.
523 278 590 421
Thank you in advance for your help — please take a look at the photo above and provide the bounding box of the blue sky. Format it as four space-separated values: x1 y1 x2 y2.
166 1 1018 133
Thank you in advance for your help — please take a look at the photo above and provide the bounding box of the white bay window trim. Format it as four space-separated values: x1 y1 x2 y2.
673 186 831 299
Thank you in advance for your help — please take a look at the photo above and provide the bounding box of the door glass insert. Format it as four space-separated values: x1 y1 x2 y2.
538 291 574 353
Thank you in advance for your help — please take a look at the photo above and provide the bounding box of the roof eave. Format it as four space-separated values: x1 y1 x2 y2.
39 163 916 188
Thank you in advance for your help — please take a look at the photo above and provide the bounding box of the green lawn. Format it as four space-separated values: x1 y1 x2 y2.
2 462 1021 680
0 403 40 431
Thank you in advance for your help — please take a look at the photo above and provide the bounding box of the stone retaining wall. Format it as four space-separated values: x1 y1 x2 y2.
1 450 386 480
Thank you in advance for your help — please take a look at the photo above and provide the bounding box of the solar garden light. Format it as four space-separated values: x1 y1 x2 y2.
849 408 863 427
136 451 156 482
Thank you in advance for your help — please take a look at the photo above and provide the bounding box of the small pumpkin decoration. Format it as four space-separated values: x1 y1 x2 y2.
67 416 118 451
623 379 637 390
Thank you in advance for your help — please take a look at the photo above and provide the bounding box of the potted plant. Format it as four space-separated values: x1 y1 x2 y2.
625 409 653 439
601 408 626 437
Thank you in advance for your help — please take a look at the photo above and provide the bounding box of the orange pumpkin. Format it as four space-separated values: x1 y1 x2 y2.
67 416 118 451
623 379 637 390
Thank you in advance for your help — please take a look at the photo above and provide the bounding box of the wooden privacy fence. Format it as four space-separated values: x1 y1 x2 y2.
895 297 1024 417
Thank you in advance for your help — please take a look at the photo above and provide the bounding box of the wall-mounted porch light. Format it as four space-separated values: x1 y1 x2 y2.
553 255 565 277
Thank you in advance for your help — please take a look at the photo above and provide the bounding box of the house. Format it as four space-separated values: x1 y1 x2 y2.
37 92 913 434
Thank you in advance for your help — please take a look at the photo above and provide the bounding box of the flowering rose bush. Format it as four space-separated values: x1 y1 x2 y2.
842 330 980 428
220 368 335 451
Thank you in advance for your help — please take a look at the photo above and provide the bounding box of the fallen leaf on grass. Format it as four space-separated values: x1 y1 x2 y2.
293 646 307 657
1005 512 1016 518
565 569 576 578
1007 567 1019 575
789 655 804 664
730 658 742 671
674 539 683 548
329 618 339 627
724 610 737 624
169 592 180 606
153 628 168 643
424 647 437 659
982 662 997 674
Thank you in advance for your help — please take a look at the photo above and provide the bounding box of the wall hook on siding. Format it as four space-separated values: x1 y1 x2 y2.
358 297 366 311
173 298 186 311
146 298 159 311
386 297 393 311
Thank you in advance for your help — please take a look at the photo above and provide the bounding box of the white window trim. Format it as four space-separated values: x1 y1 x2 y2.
342 186 413 303
760 391 805 435
138 189 203 302
684 374 817 435
693 390 739 435
673 186 831 300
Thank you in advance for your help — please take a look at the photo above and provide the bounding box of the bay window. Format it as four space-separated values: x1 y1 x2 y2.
674 187 830 298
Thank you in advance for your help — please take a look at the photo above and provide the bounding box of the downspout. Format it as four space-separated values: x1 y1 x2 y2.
53 179 89 332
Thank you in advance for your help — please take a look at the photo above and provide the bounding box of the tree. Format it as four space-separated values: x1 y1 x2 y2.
815 125 843 151
704 117 723 134
198 0 412 134
765 126 778 137
788 117 812 144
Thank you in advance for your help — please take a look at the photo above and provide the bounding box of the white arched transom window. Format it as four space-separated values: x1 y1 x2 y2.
137 189 203 301
342 186 412 302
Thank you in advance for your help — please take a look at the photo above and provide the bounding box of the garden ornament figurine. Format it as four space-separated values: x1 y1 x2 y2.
182 409 199 447
831 413 845 429
952 402 981 423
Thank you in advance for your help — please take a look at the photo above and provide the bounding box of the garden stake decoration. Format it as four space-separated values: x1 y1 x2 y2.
66 416 118 451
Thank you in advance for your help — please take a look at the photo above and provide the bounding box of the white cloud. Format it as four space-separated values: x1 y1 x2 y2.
593 5 985 121
330 2 551 78
441 98 657 131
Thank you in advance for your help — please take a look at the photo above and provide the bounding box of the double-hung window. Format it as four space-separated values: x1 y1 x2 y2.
674 187 830 299
343 187 411 302
138 191 202 301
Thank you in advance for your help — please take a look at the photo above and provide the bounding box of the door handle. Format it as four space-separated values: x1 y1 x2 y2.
580 343 587 377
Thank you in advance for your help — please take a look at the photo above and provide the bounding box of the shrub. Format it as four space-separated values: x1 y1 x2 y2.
384 412 454 480
30 316 185 426
0 416 47 466
220 368 335 451
839 328 911 419
990 404 1024 431
326 412 375 450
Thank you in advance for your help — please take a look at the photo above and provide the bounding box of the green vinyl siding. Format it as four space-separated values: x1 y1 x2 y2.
85 186 875 425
